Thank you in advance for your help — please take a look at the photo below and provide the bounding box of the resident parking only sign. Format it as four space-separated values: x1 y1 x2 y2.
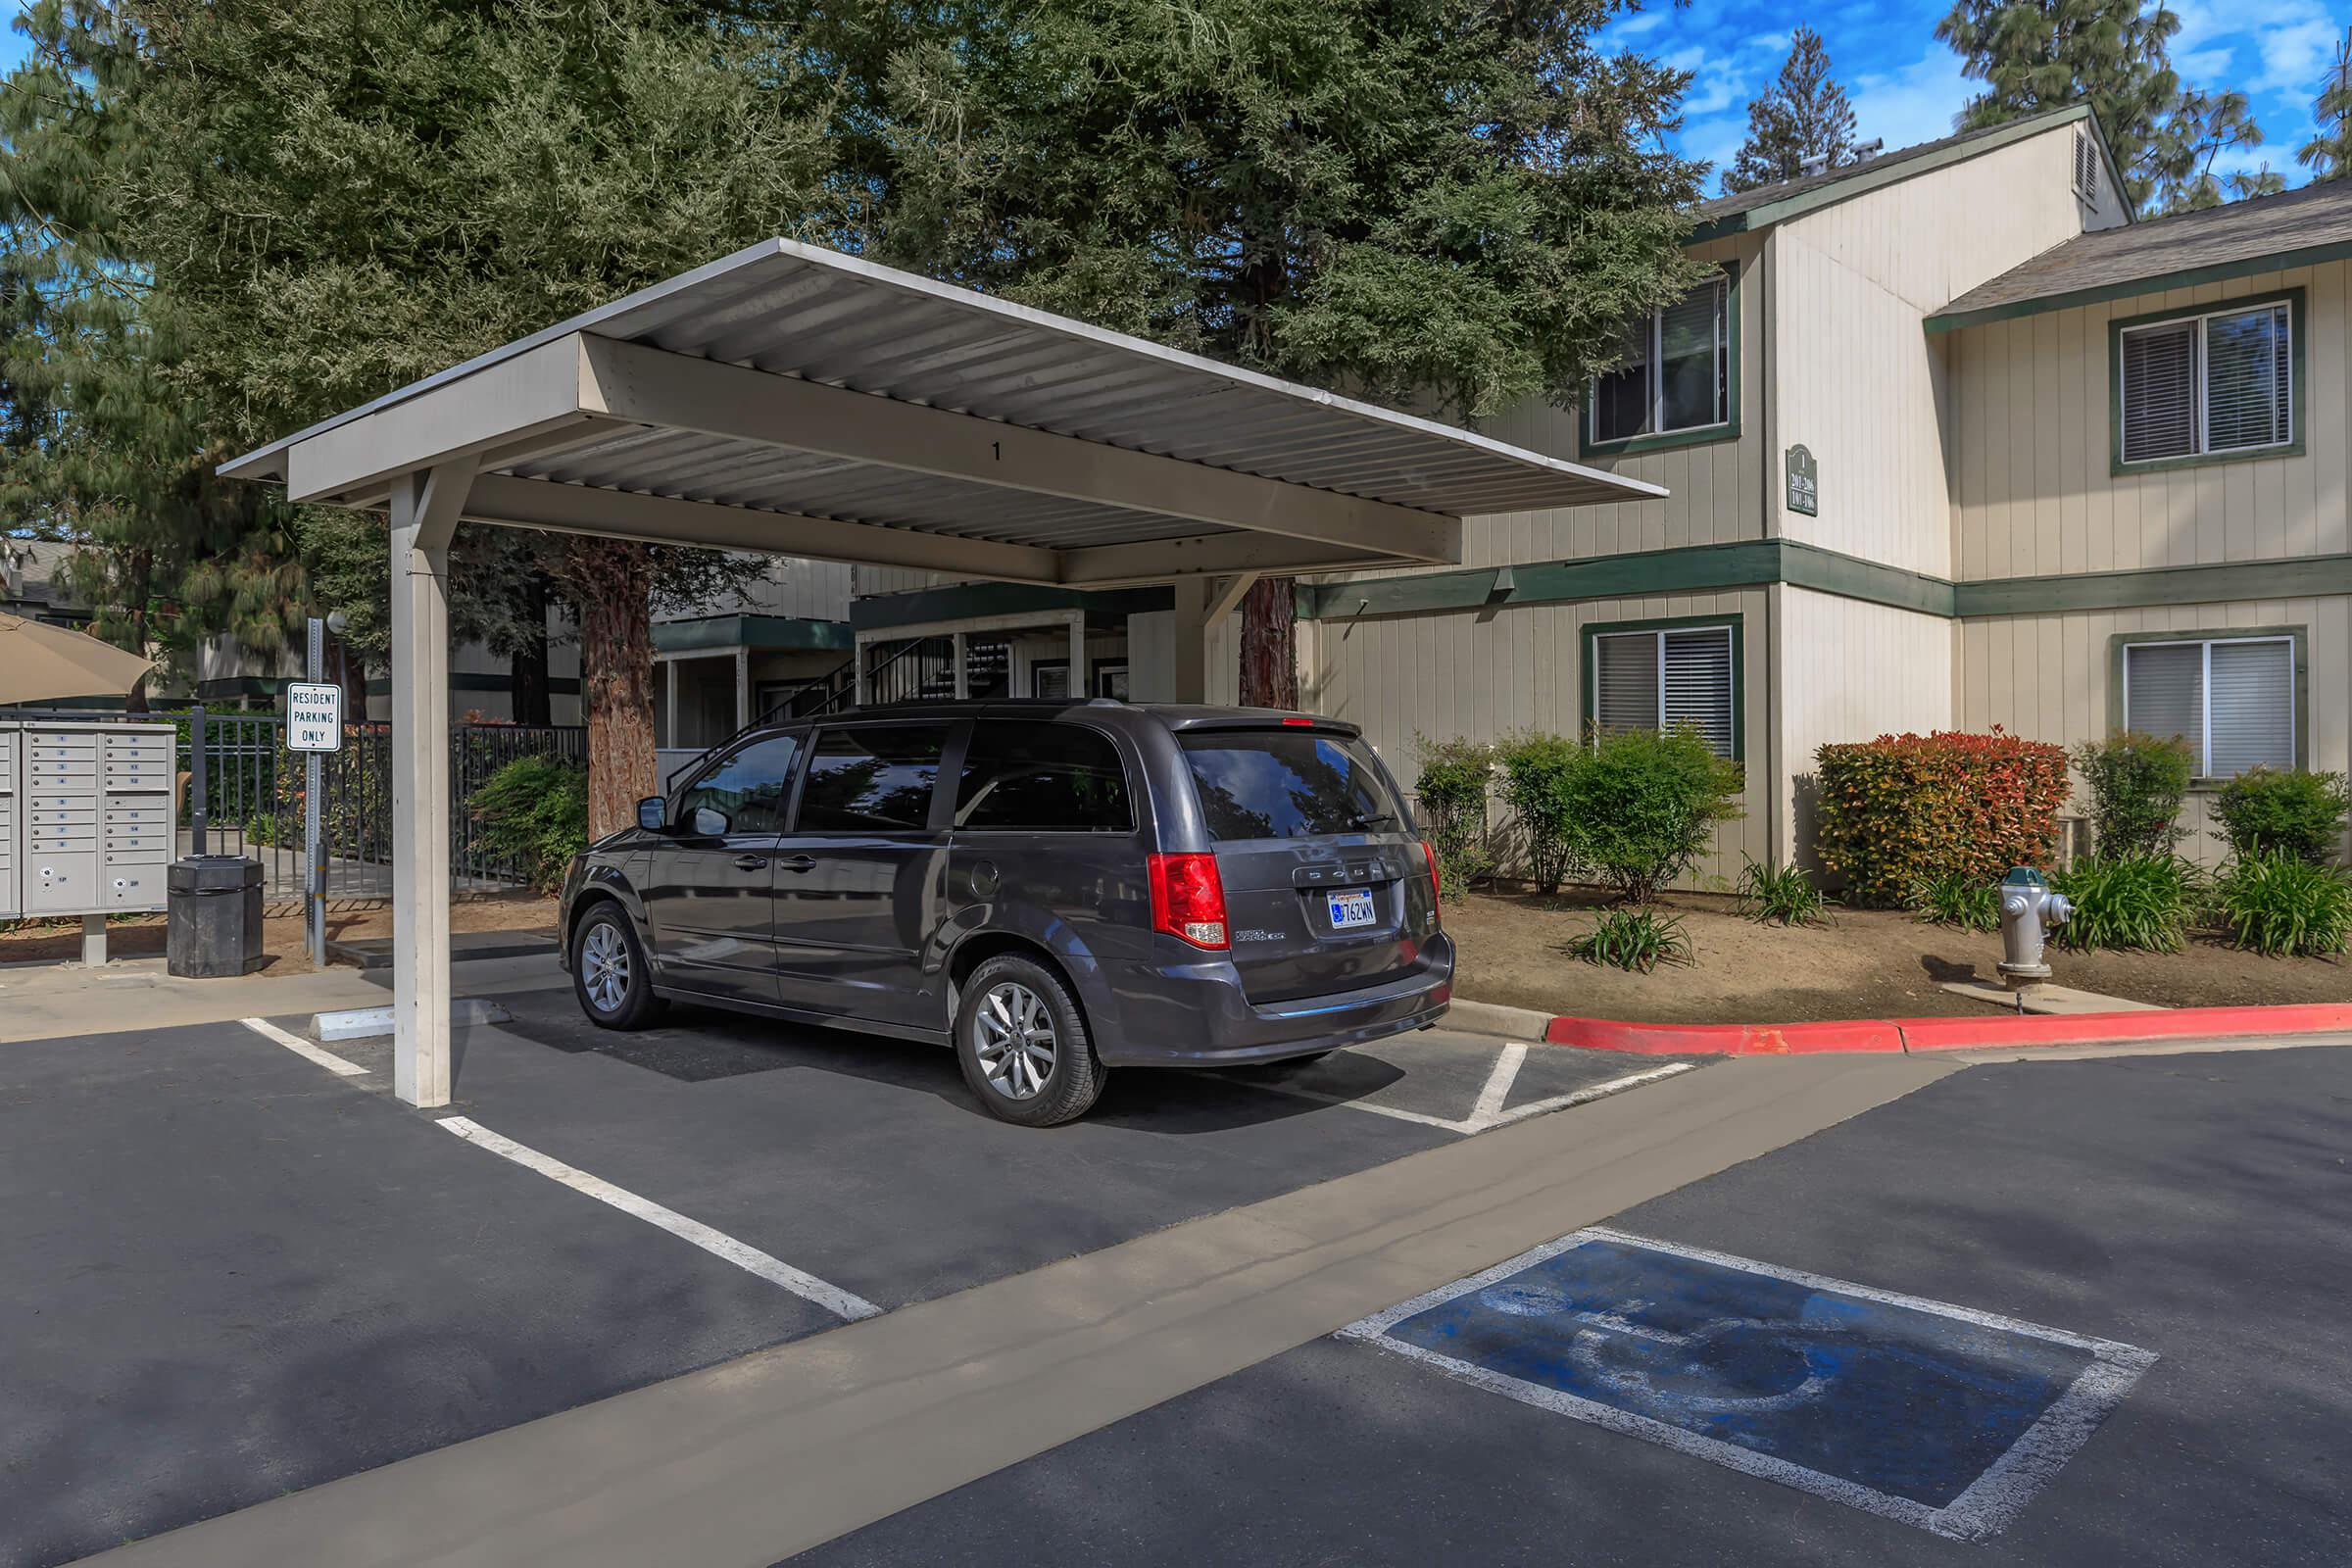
286 683 343 753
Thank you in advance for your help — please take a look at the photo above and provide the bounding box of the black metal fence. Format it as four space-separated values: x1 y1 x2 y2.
0 707 586 901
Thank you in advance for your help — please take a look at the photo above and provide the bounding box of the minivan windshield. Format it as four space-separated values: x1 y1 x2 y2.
1178 730 1403 841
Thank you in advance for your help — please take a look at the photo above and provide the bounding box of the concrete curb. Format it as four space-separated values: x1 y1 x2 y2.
1440 998 1555 1042
1539 1003 2352 1056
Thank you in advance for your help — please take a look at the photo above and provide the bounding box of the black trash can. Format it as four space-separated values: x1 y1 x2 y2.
168 856 266 978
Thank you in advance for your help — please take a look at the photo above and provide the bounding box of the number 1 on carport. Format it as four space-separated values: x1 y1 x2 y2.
1328 888 1376 930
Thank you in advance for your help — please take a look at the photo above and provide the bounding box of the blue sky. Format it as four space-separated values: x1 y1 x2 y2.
1 2 2334 205
1615 0 2345 199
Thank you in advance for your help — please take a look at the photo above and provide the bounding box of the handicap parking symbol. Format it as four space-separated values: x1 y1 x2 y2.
1340 1227 2156 1542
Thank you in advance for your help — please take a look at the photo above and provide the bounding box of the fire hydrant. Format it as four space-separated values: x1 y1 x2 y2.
1996 866 2073 988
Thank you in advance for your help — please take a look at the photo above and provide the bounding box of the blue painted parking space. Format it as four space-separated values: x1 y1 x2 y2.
1342 1227 2156 1542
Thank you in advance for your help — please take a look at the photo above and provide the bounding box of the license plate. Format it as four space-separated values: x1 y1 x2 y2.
1327 889 1377 930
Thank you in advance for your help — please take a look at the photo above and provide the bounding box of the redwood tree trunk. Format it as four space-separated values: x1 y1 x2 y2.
509 574 553 726
1239 575 1298 710
569 539 658 838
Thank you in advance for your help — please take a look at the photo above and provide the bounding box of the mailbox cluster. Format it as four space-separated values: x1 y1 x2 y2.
0 720 176 919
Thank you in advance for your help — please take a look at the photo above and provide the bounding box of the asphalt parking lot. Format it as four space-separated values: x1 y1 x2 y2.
790 1045 2352 1568
0 978 1690 1568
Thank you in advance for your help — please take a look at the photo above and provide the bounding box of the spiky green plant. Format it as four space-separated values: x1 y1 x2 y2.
1568 907 1694 973
1735 857 1827 927
2211 851 2352 957
1908 869 1999 932
2051 855 2197 952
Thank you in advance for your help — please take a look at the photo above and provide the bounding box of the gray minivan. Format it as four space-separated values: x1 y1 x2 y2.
557 701 1451 1125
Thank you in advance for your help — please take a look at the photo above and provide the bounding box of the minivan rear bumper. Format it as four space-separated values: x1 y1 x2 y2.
1101 932 1454 1067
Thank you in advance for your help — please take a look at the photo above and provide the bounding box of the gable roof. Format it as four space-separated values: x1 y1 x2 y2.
1692 105 2117 242
1928 176 2352 331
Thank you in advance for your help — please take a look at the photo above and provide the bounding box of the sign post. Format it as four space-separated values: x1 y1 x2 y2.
288 632 343 966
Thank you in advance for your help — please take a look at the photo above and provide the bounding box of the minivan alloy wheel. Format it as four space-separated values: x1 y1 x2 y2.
973 981 1057 1100
580 921 631 1013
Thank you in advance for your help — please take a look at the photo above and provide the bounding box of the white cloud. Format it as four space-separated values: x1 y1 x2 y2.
1849 47 1972 151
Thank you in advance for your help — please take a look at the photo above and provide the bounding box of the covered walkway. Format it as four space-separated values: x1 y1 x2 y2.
222 236 1662 1107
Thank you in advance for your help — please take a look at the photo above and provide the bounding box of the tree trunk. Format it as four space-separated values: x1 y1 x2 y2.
509 574 552 726
1238 575 1298 710
569 539 657 838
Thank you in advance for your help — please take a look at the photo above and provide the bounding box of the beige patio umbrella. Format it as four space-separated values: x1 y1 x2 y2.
0 613 155 705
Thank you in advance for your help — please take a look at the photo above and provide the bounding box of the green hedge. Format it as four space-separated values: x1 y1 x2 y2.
1814 730 2071 906
469 757 589 893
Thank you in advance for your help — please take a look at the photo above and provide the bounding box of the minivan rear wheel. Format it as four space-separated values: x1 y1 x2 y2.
955 954 1105 1127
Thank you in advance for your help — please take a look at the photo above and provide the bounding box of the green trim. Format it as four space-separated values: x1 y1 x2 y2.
1692 107 2098 243
2105 625 2308 780
652 613 854 655
1578 264 1742 459
1579 613 1747 763
1930 239 2352 334
1295 536 2352 624
850 580 1171 632
2106 289 2305 476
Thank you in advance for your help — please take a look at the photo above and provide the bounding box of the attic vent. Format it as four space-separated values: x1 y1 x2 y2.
2074 132 2100 205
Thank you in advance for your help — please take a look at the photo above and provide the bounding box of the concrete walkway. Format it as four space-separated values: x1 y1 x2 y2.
80 1051 1954 1568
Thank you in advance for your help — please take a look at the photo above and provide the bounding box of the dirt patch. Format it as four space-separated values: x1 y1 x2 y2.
0 894 559 976
1446 890 2352 1023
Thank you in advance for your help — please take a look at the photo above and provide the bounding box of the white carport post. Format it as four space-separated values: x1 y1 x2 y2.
390 461 472 1108
1171 572 1259 705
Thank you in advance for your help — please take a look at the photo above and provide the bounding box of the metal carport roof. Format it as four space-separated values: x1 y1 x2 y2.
222 238 1662 584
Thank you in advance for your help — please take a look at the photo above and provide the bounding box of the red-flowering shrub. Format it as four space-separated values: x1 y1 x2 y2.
1812 729 2072 906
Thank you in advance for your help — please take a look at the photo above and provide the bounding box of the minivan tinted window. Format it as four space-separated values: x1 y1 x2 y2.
955 721 1133 832
1179 730 1402 841
796 724 949 832
674 732 802 834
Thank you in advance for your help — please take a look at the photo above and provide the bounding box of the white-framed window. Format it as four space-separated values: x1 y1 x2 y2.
1591 621 1738 759
1589 271 1732 446
2118 299 2293 465
2122 634 2296 776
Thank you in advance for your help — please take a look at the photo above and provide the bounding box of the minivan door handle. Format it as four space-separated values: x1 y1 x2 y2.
733 854 770 872
776 855 817 874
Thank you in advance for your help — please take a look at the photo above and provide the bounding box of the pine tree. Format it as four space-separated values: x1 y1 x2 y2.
2299 29 2352 182
1726 28 1860 193
1936 0 2269 214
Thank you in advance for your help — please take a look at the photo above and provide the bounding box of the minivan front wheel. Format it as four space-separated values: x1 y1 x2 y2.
572 905 664 1031
956 954 1105 1127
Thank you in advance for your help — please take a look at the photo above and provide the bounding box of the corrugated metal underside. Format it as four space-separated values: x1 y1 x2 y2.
502 423 1230 549
566 245 1643 519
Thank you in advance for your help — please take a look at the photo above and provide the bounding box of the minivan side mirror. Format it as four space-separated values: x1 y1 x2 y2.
636 797 667 832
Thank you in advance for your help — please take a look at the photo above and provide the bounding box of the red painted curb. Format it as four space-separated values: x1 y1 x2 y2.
1544 1003 2352 1056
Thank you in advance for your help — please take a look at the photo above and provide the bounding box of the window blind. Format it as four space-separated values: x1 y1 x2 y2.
2207 639 2294 775
2122 321 2197 463
2125 642 2204 768
2204 305 2289 454
1662 627 1736 757
1593 632 1659 732
1657 279 1724 431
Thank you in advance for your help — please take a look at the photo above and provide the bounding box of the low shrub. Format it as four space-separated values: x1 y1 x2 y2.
1568 906 1693 972
2051 855 2196 953
1814 728 2071 906
2210 850 2352 956
1552 724 1743 905
2072 732 2192 858
1908 868 1999 932
470 756 590 893
1411 736 1494 901
1494 732 1585 894
1736 857 1827 927
2212 767 2351 863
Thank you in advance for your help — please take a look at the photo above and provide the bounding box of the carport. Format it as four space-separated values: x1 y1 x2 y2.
221 237 1662 1108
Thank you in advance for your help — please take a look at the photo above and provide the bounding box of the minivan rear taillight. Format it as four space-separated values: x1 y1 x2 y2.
1421 839 1442 927
1148 853 1230 949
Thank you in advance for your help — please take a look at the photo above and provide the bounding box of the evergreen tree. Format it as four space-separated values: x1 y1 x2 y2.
1936 0 2270 214
2299 29 2352 182
1726 28 1860 193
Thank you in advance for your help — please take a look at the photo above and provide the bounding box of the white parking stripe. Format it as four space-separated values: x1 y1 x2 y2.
1470 1043 1529 1125
238 1016 369 1078
434 1116 883 1322
1483 1062 1696 1128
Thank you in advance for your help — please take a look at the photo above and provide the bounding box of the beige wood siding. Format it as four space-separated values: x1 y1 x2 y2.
1948 261 2352 578
1299 588 1771 884
1124 609 1242 705
1774 585 1956 867
1955 597 2352 862
1773 128 2097 577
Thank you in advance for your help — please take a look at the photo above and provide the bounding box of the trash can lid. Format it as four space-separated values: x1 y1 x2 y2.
169 855 265 893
